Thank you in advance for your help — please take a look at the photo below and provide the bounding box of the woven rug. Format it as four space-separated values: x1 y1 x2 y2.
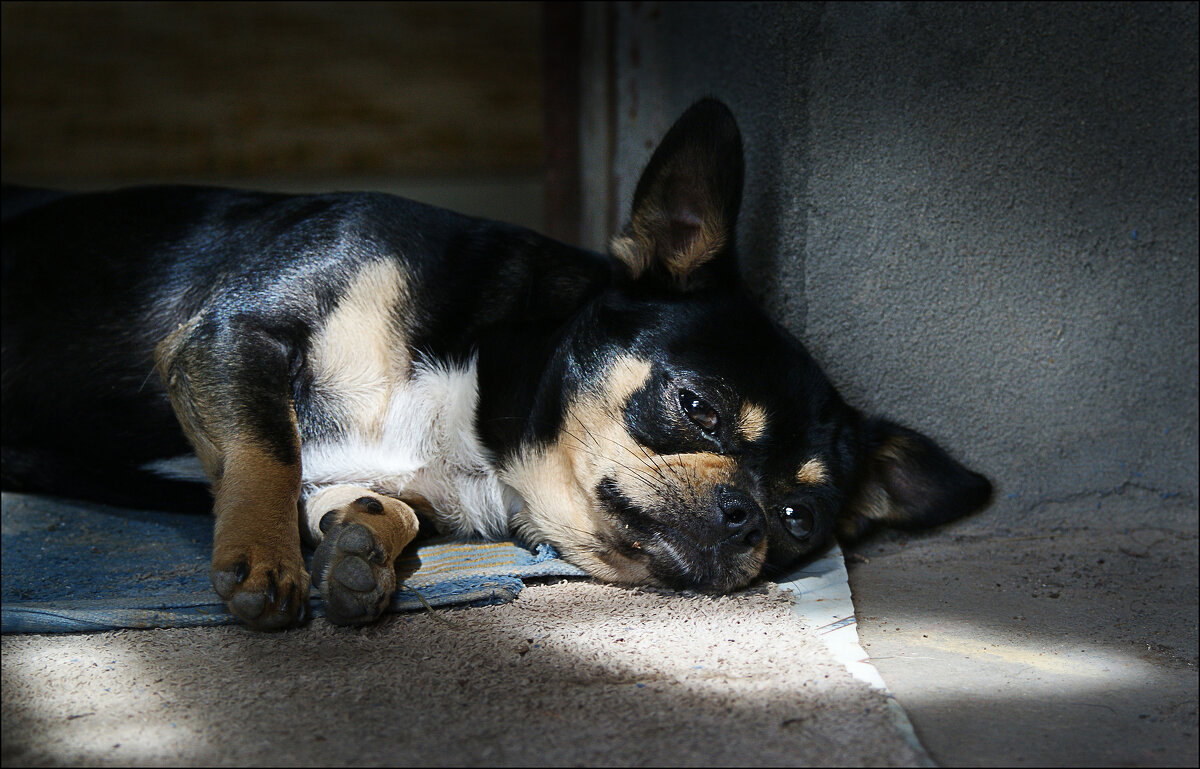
0 492 585 633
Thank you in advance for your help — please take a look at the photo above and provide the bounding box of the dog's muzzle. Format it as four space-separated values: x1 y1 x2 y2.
600 481 767 593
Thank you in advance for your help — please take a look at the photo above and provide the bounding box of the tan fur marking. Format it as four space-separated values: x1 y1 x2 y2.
212 443 302 553
840 435 923 538
857 484 894 523
504 355 654 581
796 458 829 486
590 356 653 403
207 440 309 628
503 442 606 570
309 260 410 440
617 451 738 512
303 485 419 555
608 231 653 281
858 435 918 523
738 402 768 442
609 200 727 289
877 434 917 464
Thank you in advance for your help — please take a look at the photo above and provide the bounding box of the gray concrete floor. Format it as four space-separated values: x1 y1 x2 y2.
846 493 1198 767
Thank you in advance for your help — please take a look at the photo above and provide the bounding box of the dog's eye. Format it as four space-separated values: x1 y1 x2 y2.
780 504 815 540
679 389 719 432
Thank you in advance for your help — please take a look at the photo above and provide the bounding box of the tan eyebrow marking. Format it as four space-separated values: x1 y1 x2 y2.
796 458 829 485
738 402 768 441
602 356 654 405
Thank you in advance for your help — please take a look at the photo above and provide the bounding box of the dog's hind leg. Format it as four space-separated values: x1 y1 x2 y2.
302 486 421 625
156 315 310 630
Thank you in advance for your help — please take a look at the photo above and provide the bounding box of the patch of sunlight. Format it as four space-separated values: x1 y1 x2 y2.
4 635 208 762
915 631 1157 683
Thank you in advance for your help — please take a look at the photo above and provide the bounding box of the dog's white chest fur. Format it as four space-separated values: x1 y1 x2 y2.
299 356 512 539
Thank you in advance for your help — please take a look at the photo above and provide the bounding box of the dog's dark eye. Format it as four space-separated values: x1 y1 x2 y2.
679 389 719 432
780 504 815 540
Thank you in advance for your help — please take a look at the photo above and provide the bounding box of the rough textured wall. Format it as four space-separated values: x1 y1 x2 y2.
603 2 1198 525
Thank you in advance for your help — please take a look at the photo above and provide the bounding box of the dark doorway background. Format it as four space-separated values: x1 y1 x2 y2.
1 1 552 235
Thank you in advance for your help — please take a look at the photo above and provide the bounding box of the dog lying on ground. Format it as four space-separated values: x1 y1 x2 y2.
1 100 992 630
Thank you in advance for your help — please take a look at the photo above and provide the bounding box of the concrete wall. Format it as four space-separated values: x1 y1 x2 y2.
586 2 1198 526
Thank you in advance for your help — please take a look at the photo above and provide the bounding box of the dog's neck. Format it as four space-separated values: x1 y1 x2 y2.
411 222 615 458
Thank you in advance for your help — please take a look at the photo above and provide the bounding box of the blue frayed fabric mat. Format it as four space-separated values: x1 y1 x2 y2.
1 492 586 634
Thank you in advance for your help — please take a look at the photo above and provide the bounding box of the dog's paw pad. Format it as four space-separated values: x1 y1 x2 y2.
209 558 310 631
332 554 376 592
230 590 267 619
335 522 375 557
211 561 246 600
312 521 396 626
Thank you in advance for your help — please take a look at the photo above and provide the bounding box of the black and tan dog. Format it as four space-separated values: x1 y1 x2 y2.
2 100 991 630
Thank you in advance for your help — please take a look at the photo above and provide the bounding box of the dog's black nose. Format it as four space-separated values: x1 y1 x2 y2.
716 486 764 548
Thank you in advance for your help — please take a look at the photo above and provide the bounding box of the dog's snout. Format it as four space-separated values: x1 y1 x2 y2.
716 486 764 548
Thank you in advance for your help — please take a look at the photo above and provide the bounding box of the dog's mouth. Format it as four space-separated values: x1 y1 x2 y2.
594 478 765 593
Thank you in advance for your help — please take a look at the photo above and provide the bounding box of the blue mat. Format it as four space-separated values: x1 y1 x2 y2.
1 492 586 633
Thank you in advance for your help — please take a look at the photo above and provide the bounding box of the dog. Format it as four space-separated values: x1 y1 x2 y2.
2 99 992 630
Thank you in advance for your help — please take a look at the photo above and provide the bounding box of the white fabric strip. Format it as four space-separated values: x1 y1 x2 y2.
779 543 936 767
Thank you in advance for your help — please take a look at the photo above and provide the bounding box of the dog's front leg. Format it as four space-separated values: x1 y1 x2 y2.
209 444 307 630
302 486 421 625
156 317 309 630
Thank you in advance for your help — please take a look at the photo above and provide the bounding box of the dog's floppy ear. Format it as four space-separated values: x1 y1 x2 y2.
610 99 744 292
840 418 994 540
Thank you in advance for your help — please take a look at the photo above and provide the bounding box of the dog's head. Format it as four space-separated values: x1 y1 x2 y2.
503 99 992 591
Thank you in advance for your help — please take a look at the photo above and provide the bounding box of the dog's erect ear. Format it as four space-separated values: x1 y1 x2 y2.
610 99 744 292
840 418 994 540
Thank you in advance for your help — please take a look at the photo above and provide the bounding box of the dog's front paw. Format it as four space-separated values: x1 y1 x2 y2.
211 550 310 631
310 495 418 626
